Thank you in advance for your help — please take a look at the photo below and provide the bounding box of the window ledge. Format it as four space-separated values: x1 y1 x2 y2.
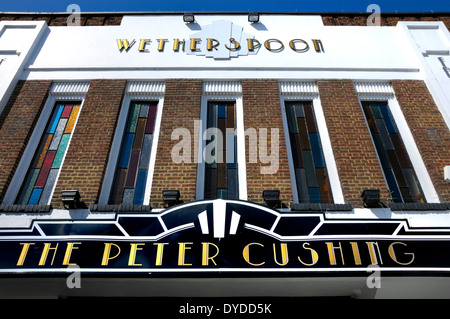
89 204 151 212
389 202 450 211
0 204 52 213
290 203 353 212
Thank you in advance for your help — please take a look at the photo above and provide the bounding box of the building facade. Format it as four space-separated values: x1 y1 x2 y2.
0 11 449 299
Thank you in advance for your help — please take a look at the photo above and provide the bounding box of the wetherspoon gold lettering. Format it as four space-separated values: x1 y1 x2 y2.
116 38 324 53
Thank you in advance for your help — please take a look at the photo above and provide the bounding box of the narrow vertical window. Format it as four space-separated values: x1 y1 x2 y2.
204 101 238 199
15 102 81 205
362 101 425 203
285 101 332 203
109 101 157 205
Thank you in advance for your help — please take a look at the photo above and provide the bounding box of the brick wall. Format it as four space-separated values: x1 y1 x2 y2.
318 79 389 207
150 79 203 208
0 14 123 26
242 79 292 205
0 80 52 203
322 14 450 30
392 80 450 202
51 80 126 208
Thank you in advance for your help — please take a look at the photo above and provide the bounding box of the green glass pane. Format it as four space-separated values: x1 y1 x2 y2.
52 134 70 168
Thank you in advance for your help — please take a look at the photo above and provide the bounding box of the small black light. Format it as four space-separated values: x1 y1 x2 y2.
248 12 260 23
183 13 195 23
163 190 181 207
61 190 81 209
263 190 280 208
361 189 381 208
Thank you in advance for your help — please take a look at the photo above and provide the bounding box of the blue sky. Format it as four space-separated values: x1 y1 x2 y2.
0 0 448 13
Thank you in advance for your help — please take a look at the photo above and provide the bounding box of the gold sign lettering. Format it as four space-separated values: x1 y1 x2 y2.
202 242 219 266
289 39 309 52
388 242 415 265
247 38 261 51
178 242 193 266
101 243 121 266
350 242 362 265
138 39 150 52
273 243 289 266
39 243 59 266
173 39 185 51
312 39 324 52
207 38 220 51
128 243 145 266
116 39 135 52
17 243 35 266
63 242 81 266
297 242 319 266
157 39 168 51
326 242 345 266
225 38 240 51
264 39 284 52
154 243 168 266
190 38 201 51
243 243 265 266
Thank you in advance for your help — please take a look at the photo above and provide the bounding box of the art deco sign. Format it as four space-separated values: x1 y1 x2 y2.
1 199 450 276
116 20 324 60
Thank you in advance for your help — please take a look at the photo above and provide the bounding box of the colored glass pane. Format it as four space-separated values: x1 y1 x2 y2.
64 105 80 134
203 101 238 200
109 102 158 205
285 101 332 203
362 101 425 203
15 102 81 205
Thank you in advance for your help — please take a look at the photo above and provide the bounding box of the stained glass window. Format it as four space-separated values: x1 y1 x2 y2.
204 102 238 199
109 101 157 205
362 101 425 203
285 101 333 203
16 102 81 205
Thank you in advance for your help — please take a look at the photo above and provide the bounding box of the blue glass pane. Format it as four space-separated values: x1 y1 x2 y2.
309 133 325 168
218 104 226 118
118 133 134 168
28 188 43 205
46 104 64 134
133 169 148 205
384 168 402 203
379 104 397 134
308 188 321 203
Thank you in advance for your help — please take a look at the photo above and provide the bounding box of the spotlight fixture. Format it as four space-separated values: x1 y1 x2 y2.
183 13 195 23
361 189 381 208
61 190 81 209
262 190 280 208
163 190 181 207
248 12 260 23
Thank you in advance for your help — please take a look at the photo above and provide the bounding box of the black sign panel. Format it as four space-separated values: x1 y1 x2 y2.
1 199 450 276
